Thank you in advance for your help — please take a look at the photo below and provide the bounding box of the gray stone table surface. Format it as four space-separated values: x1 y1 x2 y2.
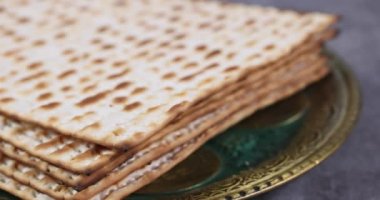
229 0 380 200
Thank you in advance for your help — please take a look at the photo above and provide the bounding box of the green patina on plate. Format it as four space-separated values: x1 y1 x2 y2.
0 52 360 200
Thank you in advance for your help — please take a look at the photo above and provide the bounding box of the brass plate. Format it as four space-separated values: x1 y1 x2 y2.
0 52 360 200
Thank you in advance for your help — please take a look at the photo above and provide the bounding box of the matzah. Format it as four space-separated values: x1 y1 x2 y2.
1 48 322 188
0 0 338 199
0 0 336 148
0 54 327 199
0 34 328 174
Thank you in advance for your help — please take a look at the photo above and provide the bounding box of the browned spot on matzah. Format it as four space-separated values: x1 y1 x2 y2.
9 70 17 76
199 22 211 29
162 72 176 80
35 136 61 150
13 36 25 43
227 52 236 59
34 82 48 90
124 102 141 111
107 69 130 80
131 87 147 95
264 44 275 51
82 52 90 59
125 35 136 41
114 81 131 90
92 58 106 65
112 60 127 68
69 56 80 63
18 17 30 24
245 19 256 26
246 53 261 61
168 101 187 113
48 116 58 123
183 62 198 69
3 48 20 57
179 73 198 82
174 33 186 40
112 30 120 36
32 39 46 47
224 65 239 72
198 77 214 86
174 91 187 97
97 25 109 33
147 105 160 112
81 122 101 132
58 69 76 79
3 29 15 36
71 149 96 161
27 62 43 70
0 97 14 103
91 38 102 45
133 131 144 140
216 14 226 20
159 41 170 48
62 49 74 55
39 102 60 110
61 18 77 27
79 76 90 83
50 144 72 156
172 56 184 63
172 5 184 11
14 55 26 63
137 39 153 47
135 51 149 58
205 49 221 59
54 32 66 39
82 84 98 93
113 96 128 104
195 45 207 51
61 86 72 92
76 91 109 107
205 63 219 70
165 28 175 34
70 115 82 122
169 16 180 22
94 69 104 76
164 86 174 91
174 44 185 49
18 71 48 83
102 44 115 50
37 93 53 101
112 128 124 136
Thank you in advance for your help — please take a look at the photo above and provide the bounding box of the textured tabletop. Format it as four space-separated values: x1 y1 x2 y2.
231 0 380 199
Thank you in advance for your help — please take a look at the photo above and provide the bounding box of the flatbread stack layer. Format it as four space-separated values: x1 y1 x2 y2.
0 0 338 199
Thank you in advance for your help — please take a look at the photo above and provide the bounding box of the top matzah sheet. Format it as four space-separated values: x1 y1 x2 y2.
0 0 336 148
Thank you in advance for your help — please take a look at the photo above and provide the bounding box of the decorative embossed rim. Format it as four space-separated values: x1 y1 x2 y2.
175 52 361 200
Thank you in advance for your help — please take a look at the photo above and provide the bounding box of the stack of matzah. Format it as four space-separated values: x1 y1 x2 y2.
0 0 338 199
